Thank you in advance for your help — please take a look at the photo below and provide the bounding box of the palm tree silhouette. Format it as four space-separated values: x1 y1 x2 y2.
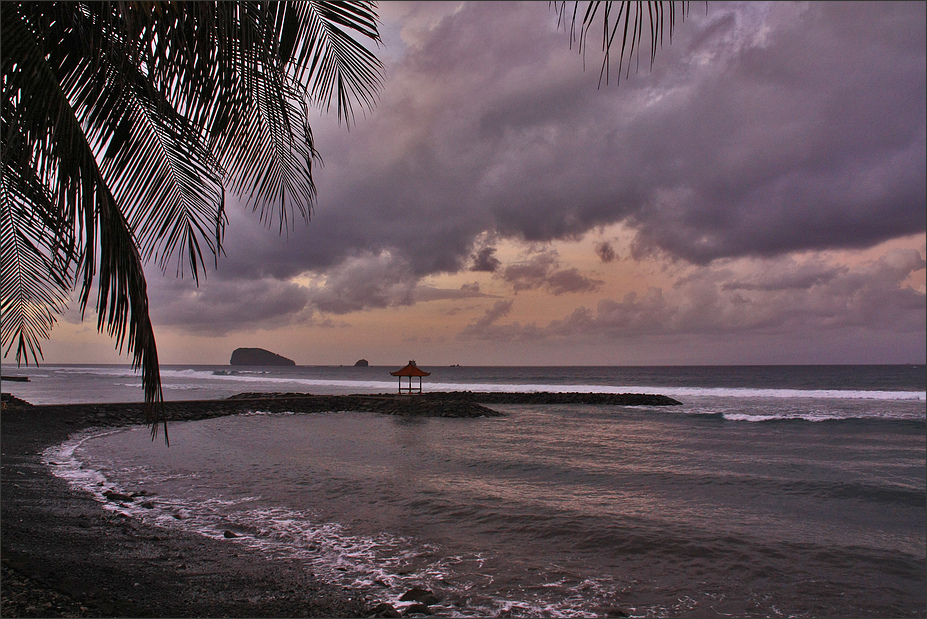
2 1 383 440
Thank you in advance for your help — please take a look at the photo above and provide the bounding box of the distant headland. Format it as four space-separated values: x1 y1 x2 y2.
229 348 295 366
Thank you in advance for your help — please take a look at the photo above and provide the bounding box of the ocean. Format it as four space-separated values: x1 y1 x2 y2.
5 364 925 617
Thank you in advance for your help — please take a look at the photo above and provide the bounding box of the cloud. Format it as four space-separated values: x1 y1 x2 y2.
458 248 926 343
192 2 923 284
620 2 926 263
303 251 417 314
457 299 539 342
413 281 493 302
720 258 845 292
137 2 924 351
470 246 501 272
595 241 616 263
279 1 923 281
303 252 494 314
500 249 603 294
150 275 311 336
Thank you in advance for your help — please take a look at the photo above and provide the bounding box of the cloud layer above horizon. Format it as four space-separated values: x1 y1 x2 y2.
41 1 926 365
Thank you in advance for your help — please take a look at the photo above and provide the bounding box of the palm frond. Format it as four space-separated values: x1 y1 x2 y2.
295 1 384 126
553 1 694 86
0 169 73 364
47 3 227 280
206 2 383 229
101 77 226 280
2 1 384 442
87 180 167 442
2 2 165 438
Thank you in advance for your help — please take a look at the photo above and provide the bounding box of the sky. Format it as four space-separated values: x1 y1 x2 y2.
26 1 927 367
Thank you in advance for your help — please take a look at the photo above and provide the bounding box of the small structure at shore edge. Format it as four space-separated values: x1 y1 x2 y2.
390 360 431 394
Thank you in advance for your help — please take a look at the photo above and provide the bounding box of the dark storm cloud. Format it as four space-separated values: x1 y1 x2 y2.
149 274 311 336
312 1 925 272
620 2 927 264
148 1 925 330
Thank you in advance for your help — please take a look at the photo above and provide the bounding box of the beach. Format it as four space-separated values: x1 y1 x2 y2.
1 396 385 618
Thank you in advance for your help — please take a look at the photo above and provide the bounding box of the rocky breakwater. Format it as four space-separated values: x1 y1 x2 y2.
417 391 683 406
225 393 503 418
1 390 680 434
0 394 503 431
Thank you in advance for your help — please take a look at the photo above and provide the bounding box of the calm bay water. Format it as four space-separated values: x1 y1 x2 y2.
23 364 927 617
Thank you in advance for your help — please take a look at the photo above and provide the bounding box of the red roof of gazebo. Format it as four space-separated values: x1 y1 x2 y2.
390 360 430 377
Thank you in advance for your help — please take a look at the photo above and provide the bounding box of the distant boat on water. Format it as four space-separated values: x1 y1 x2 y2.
2 375 30 382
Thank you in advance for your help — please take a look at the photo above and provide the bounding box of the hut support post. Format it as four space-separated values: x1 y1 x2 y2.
396 375 424 394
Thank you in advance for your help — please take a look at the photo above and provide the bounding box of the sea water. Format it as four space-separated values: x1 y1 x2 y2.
18 365 927 617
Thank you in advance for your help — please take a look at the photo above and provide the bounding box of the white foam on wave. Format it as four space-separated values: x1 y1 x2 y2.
722 412 830 423
40 428 472 612
42 428 131 510
665 386 925 401
42 430 428 603
52 365 139 377
432 382 925 402
719 410 923 423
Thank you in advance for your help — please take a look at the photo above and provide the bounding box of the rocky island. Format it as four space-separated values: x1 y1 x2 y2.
229 347 295 366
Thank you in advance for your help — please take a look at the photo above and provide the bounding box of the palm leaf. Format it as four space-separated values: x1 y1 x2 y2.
0 169 73 364
208 1 383 228
295 1 383 126
2 2 384 443
50 3 226 280
553 1 694 86
3 2 165 437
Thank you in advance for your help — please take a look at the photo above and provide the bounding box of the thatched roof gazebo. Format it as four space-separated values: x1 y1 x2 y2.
390 360 430 394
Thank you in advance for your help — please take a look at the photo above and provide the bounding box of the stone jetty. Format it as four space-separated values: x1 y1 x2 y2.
1 390 681 429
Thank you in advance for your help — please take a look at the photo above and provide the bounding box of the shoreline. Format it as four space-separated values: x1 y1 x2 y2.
2 397 386 618
1 392 678 617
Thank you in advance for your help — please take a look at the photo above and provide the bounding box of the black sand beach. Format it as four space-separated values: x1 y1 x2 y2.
2 392 679 617
1 396 381 618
